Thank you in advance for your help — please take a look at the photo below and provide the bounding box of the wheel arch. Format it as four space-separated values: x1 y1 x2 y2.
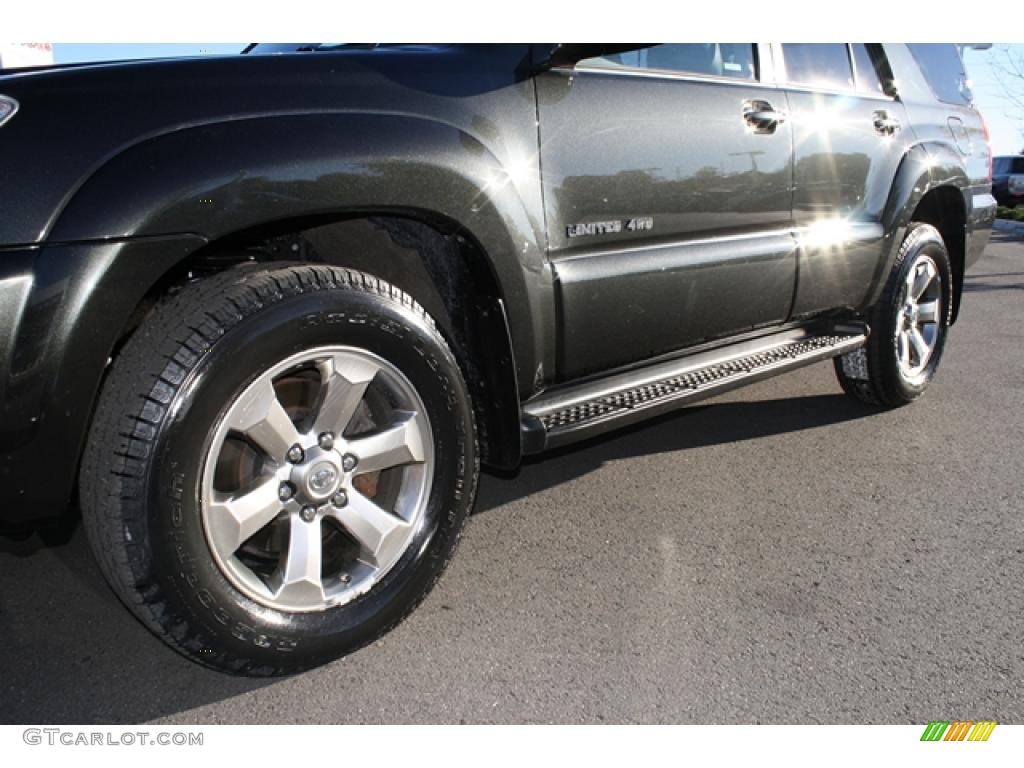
908 186 967 323
45 111 551 400
137 212 526 471
873 141 970 323
44 110 546 481
2 112 554 520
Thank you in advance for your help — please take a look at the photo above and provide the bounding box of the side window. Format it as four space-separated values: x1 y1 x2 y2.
998 157 1024 174
582 44 757 81
907 44 972 105
782 43 854 90
851 44 885 95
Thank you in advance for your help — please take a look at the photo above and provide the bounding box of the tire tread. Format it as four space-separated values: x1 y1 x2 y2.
835 222 951 408
80 263 477 675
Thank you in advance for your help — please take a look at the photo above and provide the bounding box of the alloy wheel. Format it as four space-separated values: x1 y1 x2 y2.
200 346 433 613
895 253 943 381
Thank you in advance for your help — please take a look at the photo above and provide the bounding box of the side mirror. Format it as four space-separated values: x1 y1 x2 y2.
535 44 653 71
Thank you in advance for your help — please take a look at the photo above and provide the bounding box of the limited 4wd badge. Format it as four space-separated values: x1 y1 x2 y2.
567 217 653 238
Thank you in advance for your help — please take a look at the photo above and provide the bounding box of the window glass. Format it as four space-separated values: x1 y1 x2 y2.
582 44 757 81
907 44 972 105
782 43 854 90
851 44 885 95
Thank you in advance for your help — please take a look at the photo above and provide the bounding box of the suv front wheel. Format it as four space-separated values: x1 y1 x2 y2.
80 263 477 675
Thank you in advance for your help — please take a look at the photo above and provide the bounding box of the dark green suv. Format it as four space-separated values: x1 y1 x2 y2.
0 43 996 674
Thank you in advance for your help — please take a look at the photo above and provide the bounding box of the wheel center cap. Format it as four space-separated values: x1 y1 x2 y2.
290 448 344 503
307 462 340 497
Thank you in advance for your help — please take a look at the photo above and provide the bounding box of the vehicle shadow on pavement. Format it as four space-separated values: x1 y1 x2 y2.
0 392 875 724
962 276 1024 293
0 517 273 724
475 393 879 516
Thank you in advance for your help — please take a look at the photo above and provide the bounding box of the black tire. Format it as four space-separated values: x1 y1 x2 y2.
834 222 953 407
80 264 478 675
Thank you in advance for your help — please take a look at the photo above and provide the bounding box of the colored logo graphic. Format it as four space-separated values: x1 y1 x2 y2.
920 721 997 741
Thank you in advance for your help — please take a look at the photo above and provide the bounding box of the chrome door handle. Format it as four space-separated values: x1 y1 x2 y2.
743 100 786 134
873 110 901 136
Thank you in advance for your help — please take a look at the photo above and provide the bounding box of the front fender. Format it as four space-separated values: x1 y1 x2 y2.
0 235 204 523
48 113 554 397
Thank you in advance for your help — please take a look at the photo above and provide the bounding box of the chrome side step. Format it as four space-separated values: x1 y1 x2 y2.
520 324 868 453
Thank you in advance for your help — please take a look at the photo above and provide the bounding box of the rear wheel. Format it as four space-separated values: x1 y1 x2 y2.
835 223 952 406
80 263 477 675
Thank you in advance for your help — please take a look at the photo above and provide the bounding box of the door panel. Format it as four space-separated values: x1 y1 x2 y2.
786 90 910 315
780 44 912 316
555 232 798 376
535 52 795 380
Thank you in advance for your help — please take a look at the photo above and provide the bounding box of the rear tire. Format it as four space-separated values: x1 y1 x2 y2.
80 263 478 675
835 223 952 407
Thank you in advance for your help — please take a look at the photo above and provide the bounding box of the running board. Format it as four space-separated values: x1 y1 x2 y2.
520 325 868 453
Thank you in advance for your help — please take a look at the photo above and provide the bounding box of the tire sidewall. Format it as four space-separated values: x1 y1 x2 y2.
145 283 474 669
876 227 953 402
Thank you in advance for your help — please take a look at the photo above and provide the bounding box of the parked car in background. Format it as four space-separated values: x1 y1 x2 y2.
993 155 1024 207
0 43 996 675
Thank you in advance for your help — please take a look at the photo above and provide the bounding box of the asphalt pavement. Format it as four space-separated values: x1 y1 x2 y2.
2 231 1021 724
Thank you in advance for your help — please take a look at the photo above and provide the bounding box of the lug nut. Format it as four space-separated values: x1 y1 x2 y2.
286 444 305 464
341 453 358 472
331 490 348 508
300 506 317 523
318 432 335 450
278 482 295 502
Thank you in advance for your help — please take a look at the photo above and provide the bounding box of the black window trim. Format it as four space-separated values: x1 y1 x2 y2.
570 43 899 102
571 44 769 88
849 43 887 96
774 43 897 101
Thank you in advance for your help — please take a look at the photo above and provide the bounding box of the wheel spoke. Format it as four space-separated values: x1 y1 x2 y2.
227 378 301 462
273 514 325 604
917 299 940 324
313 354 379 436
327 490 410 567
911 260 936 300
898 330 912 371
347 411 426 474
909 326 930 365
206 478 282 556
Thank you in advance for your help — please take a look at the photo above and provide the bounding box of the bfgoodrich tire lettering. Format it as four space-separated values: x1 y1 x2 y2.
80 264 478 675
834 223 953 407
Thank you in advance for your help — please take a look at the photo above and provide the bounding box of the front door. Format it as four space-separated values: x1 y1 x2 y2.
535 44 796 380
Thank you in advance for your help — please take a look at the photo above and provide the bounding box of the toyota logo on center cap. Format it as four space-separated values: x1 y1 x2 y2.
308 464 339 494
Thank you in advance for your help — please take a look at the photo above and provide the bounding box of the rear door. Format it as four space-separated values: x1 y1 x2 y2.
535 44 796 380
775 44 912 316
